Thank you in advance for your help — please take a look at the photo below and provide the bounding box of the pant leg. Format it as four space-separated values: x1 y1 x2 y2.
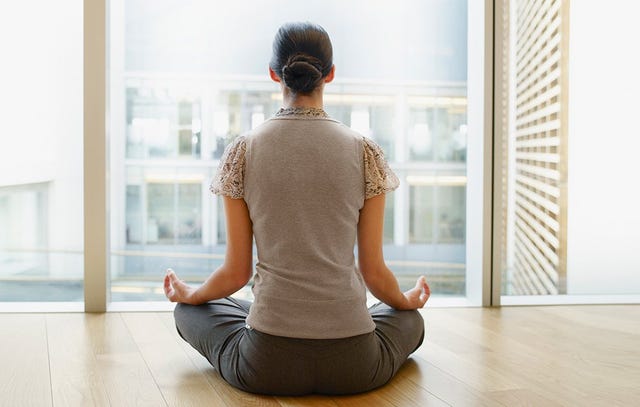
234 328 318 395
313 303 425 395
173 297 251 375
369 302 425 379
173 299 425 396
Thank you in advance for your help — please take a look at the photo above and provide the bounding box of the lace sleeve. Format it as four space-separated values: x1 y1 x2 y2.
363 137 400 199
210 136 247 199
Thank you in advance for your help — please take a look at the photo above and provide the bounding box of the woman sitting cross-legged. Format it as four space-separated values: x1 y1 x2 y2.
163 21 430 396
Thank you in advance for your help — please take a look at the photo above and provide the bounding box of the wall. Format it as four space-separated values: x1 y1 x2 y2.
567 0 640 294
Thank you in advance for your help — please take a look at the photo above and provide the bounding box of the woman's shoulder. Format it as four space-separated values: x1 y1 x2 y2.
244 114 374 152
219 134 248 158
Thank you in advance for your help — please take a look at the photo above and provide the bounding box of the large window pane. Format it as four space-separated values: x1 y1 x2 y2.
409 185 466 245
109 0 482 302
0 0 83 302
497 0 640 300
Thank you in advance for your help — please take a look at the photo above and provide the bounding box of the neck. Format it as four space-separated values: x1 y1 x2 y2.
282 87 324 109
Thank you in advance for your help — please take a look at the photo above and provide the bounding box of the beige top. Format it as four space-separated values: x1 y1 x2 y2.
211 107 399 339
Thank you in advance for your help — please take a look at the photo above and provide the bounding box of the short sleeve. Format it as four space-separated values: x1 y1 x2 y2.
363 137 400 199
210 136 247 199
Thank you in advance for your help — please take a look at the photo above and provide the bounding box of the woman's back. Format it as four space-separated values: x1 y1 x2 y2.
243 109 372 339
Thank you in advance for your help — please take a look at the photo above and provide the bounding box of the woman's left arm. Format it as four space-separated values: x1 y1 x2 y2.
164 196 254 304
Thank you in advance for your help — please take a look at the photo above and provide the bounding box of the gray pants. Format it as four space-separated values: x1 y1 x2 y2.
174 297 425 396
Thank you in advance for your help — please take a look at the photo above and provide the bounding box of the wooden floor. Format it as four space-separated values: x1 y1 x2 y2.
1 305 638 406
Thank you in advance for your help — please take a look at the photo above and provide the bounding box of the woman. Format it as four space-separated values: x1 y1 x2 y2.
163 22 430 396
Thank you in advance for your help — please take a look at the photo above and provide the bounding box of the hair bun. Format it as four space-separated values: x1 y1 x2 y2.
282 54 324 93
270 22 333 94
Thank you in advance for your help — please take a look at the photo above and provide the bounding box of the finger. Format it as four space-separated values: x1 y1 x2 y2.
163 276 173 298
419 287 430 305
164 286 174 301
417 276 430 295
419 276 430 292
167 270 180 285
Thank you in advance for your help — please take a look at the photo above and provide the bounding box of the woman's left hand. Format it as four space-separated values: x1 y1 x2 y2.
163 269 197 304
402 276 431 309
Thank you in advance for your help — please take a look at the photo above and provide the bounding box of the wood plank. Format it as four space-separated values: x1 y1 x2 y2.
539 305 640 335
422 309 586 404
276 395 339 407
360 359 448 407
487 389 564 407
157 312 281 407
435 307 640 405
420 309 531 395
415 334 520 393
0 314 52 407
403 355 503 406
121 312 227 406
46 314 110 407
331 391 396 407
3 306 639 406
516 308 640 384
86 313 167 406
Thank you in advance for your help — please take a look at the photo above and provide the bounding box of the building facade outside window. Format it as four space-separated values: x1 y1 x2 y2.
109 0 474 301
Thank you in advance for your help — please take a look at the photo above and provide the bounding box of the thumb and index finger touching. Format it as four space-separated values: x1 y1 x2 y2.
164 268 179 299
416 275 431 305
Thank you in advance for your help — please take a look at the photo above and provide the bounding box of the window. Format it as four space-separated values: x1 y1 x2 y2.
5 1 638 310
108 0 483 304
0 0 83 303
410 185 466 244
495 0 640 302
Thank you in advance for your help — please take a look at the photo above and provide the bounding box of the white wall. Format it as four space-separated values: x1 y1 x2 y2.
567 1 640 294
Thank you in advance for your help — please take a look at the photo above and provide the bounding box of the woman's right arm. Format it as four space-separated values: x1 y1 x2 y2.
164 196 253 305
357 194 430 310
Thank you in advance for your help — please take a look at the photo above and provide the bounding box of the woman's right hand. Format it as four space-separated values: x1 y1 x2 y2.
402 276 431 309
163 268 198 304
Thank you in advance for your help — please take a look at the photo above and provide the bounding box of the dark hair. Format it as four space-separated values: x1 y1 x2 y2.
270 22 333 94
